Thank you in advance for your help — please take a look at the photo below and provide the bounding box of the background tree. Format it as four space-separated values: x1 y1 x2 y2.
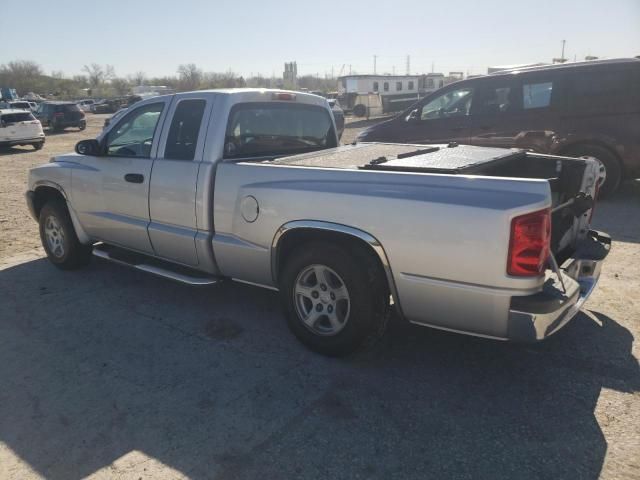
111 78 131 96
83 64 115 88
130 71 147 86
177 63 202 91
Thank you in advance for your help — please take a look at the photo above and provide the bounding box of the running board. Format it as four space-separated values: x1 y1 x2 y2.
92 244 221 286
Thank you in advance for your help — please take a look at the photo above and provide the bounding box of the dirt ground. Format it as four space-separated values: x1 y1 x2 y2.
0 113 638 479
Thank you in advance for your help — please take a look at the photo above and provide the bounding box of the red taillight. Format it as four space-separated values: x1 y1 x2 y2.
507 208 551 276
272 92 296 101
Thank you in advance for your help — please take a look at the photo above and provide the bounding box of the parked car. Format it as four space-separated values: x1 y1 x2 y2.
0 109 45 150
26 89 609 356
91 99 123 114
77 99 97 112
327 99 345 139
6 101 32 111
35 102 86 132
357 58 640 195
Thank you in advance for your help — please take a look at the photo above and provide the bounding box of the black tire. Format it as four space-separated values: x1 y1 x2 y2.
280 241 390 356
33 142 44 151
79 121 86 131
39 199 92 270
564 144 622 196
352 104 367 117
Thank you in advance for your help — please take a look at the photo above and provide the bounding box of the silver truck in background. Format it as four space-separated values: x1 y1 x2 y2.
26 89 610 356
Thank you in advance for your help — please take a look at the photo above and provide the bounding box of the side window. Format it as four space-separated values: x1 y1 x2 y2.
408 81 414 90
523 81 553 109
164 99 206 160
396 81 403 91
106 102 164 158
373 81 379 92
567 70 632 113
476 84 516 115
383 82 389 92
420 87 474 120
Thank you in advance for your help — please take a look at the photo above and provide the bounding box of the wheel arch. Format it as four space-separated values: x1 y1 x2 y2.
32 183 91 244
32 183 67 219
271 220 404 319
557 140 625 176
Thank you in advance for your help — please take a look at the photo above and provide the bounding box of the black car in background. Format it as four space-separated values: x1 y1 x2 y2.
35 102 86 132
357 58 640 195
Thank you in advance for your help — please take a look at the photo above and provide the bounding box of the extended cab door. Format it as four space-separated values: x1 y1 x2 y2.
148 94 213 266
71 99 171 253
399 84 475 144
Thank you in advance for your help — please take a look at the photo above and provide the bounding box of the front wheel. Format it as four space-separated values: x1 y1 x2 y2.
39 200 92 270
280 242 389 356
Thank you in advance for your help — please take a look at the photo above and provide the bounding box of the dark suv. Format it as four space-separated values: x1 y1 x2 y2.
36 102 86 132
357 58 640 194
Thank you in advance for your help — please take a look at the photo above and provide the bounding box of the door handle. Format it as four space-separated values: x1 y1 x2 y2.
124 173 144 183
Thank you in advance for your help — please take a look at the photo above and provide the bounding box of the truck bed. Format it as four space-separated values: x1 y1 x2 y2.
267 142 596 261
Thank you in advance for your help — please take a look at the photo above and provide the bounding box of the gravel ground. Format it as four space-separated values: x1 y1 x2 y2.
0 114 638 479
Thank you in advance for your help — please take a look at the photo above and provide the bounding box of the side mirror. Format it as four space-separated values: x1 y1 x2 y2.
75 139 101 156
406 108 420 122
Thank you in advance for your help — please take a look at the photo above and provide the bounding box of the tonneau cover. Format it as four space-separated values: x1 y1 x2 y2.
269 142 527 173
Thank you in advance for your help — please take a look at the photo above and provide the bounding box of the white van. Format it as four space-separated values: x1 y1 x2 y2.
0 109 45 150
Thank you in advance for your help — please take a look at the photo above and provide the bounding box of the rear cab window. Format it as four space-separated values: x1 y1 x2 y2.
224 102 337 159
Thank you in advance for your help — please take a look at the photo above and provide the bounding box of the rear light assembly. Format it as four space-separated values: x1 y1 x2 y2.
507 208 551 276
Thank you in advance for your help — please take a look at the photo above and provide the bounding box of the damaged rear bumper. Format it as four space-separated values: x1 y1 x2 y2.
507 230 611 342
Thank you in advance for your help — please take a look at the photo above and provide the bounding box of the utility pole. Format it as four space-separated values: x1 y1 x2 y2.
406 55 410 75
373 55 377 74
349 64 352 75
561 39 566 62
431 61 434 73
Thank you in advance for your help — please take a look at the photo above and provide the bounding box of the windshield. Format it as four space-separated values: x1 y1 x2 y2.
224 102 336 159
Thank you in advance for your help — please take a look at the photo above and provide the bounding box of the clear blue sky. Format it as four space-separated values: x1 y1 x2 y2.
2 0 639 78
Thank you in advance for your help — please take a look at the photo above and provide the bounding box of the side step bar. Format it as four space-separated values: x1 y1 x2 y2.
92 244 221 286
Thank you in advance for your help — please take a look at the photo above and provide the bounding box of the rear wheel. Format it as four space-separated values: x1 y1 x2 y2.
564 144 621 196
280 242 389 356
79 121 86 131
39 200 92 270
33 142 44 151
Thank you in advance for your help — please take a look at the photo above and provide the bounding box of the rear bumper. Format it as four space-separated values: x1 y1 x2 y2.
507 230 611 342
0 137 45 147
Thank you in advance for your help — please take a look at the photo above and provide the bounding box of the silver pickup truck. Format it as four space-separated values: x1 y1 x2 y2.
26 89 610 356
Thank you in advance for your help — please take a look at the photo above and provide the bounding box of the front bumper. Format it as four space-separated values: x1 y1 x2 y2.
507 230 611 342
